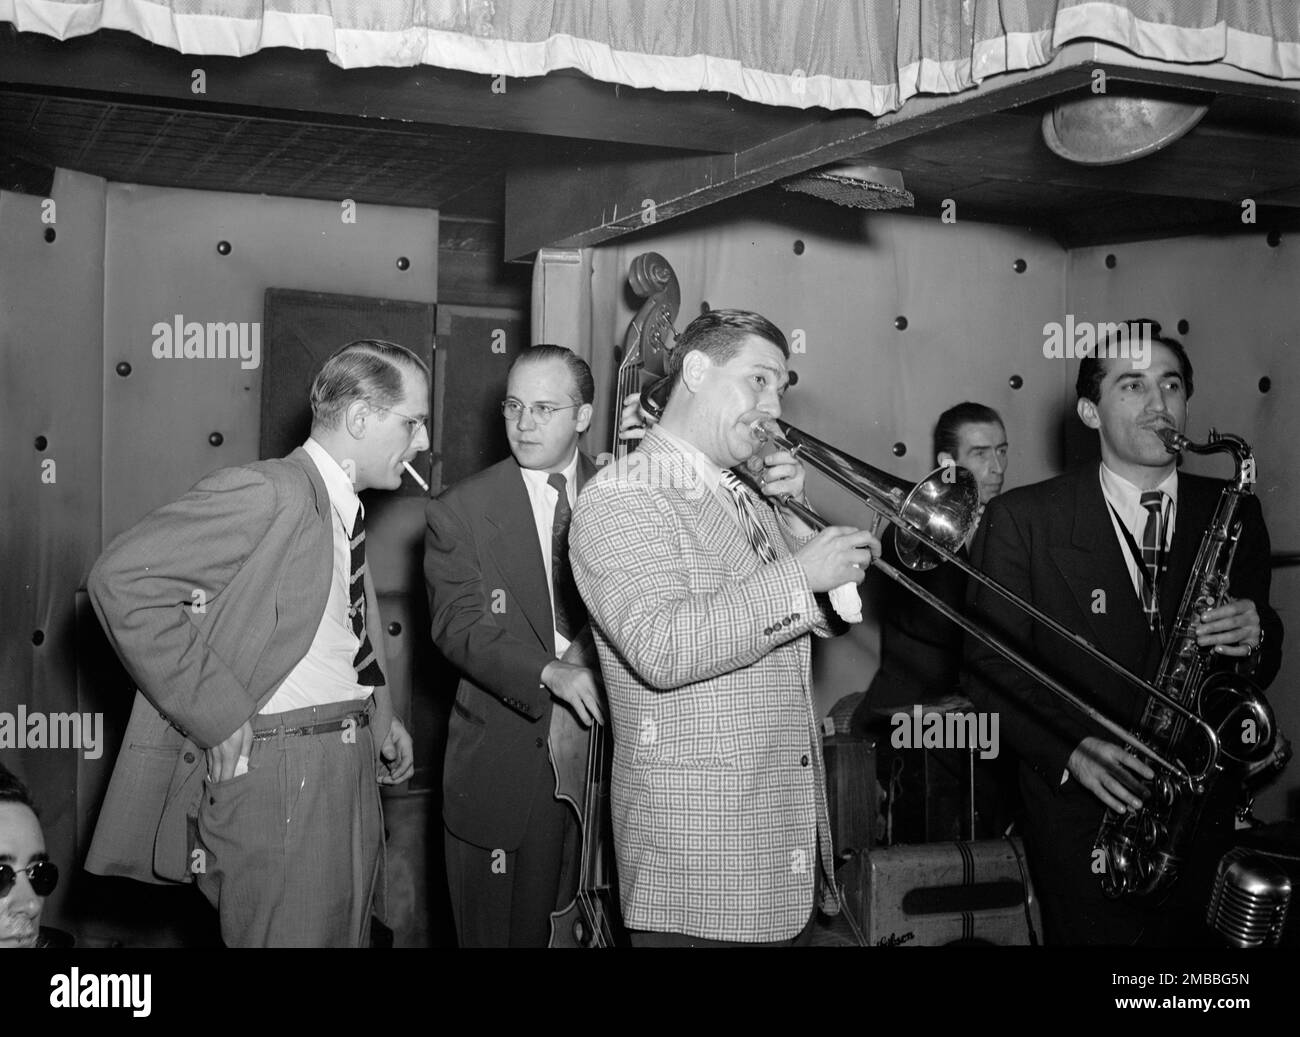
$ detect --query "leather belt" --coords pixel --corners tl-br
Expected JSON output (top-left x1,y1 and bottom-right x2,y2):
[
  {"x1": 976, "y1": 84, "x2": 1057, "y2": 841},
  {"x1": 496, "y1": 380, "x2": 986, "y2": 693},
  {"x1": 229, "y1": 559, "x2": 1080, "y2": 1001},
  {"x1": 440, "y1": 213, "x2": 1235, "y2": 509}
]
[{"x1": 252, "y1": 709, "x2": 371, "y2": 741}]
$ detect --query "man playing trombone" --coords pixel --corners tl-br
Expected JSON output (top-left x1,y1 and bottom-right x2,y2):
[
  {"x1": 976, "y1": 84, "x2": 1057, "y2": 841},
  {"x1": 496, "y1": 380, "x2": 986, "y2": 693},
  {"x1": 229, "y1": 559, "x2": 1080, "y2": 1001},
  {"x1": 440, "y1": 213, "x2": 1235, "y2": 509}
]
[
  {"x1": 965, "y1": 326, "x2": 1282, "y2": 945},
  {"x1": 570, "y1": 309, "x2": 878, "y2": 946}
]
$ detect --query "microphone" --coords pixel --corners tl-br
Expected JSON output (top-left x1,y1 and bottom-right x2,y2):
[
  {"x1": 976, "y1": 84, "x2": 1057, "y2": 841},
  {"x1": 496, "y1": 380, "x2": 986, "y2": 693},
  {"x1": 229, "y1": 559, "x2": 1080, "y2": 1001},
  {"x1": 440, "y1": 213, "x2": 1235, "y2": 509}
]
[{"x1": 1206, "y1": 848, "x2": 1292, "y2": 947}]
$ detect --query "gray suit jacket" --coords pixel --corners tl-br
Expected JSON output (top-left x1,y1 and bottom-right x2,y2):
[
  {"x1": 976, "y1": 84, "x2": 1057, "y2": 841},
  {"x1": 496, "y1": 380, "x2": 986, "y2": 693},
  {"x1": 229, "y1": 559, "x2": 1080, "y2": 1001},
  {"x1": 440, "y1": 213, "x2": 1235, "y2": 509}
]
[{"x1": 85, "y1": 448, "x2": 390, "y2": 883}]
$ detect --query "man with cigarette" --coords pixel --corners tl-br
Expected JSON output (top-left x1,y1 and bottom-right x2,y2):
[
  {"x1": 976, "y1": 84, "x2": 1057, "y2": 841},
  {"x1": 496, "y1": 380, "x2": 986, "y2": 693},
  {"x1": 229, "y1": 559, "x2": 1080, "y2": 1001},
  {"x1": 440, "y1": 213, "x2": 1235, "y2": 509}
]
[
  {"x1": 424, "y1": 345, "x2": 603, "y2": 947},
  {"x1": 86, "y1": 338, "x2": 423, "y2": 947}
]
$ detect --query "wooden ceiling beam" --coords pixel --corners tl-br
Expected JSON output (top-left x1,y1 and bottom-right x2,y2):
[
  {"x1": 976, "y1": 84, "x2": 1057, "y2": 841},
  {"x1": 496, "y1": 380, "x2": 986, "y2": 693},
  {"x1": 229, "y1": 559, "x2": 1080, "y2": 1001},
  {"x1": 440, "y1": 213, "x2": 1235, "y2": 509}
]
[
  {"x1": 503, "y1": 48, "x2": 1300, "y2": 258},
  {"x1": 504, "y1": 50, "x2": 1107, "y2": 259},
  {"x1": 0, "y1": 26, "x2": 813, "y2": 153}
]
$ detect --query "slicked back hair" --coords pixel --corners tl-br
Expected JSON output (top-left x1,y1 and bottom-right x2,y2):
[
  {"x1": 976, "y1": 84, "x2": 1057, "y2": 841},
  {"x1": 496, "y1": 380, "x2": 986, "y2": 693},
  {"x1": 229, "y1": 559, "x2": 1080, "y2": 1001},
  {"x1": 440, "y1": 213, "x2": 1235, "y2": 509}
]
[
  {"x1": 667, "y1": 309, "x2": 789, "y2": 386},
  {"x1": 309, "y1": 339, "x2": 430, "y2": 431},
  {"x1": 933, "y1": 402, "x2": 1005, "y2": 464},
  {"x1": 508, "y1": 344, "x2": 595, "y2": 406},
  {"x1": 1076, "y1": 319, "x2": 1195, "y2": 403}
]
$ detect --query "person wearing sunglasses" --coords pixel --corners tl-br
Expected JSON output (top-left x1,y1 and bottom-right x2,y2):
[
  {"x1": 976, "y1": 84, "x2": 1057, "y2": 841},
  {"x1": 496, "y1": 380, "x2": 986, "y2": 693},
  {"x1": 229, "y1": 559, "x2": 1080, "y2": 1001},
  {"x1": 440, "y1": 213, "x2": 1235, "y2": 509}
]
[{"x1": 1, "y1": 762, "x2": 59, "y2": 949}]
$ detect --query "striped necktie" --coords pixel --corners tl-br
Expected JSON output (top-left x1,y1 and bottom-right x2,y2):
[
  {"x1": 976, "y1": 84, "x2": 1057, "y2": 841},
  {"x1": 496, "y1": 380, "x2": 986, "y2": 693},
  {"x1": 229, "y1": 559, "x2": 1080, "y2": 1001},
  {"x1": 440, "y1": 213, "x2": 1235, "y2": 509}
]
[
  {"x1": 719, "y1": 469, "x2": 779, "y2": 564},
  {"x1": 1139, "y1": 490, "x2": 1165, "y2": 630},
  {"x1": 349, "y1": 510, "x2": 385, "y2": 686},
  {"x1": 546, "y1": 472, "x2": 586, "y2": 640}
]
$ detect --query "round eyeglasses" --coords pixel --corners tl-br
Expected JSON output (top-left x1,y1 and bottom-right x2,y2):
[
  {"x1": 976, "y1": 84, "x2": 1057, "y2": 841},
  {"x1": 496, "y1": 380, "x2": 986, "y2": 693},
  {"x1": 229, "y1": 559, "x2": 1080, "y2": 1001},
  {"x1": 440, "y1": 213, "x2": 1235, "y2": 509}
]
[{"x1": 501, "y1": 400, "x2": 582, "y2": 426}]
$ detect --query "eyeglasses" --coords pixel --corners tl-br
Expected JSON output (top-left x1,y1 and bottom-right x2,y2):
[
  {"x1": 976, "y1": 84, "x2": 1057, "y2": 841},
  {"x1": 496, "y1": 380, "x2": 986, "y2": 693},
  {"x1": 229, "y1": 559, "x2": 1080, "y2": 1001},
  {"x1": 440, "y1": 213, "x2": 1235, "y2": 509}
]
[
  {"x1": 501, "y1": 399, "x2": 582, "y2": 426},
  {"x1": 0, "y1": 860, "x2": 59, "y2": 898},
  {"x1": 374, "y1": 405, "x2": 428, "y2": 440}
]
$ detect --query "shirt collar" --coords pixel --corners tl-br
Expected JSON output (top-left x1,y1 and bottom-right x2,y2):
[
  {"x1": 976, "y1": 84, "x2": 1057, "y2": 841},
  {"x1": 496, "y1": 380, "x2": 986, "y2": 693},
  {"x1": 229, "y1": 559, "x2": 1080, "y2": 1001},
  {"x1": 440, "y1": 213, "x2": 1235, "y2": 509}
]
[
  {"x1": 303, "y1": 437, "x2": 362, "y2": 531},
  {"x1": 653, "y1": 424, "x2": 726, "y2": 493},
  {"x1": 1099, "y1": 461, "x2": 1179, "y2": 511},
  {"x1": 518, "y1": 448, "x2": 580, "y2": 493}
]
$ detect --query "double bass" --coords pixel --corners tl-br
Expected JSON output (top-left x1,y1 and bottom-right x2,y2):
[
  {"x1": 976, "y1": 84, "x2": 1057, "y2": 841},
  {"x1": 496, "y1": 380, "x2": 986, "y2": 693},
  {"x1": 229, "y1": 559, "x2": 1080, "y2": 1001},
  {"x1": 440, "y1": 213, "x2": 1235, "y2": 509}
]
[{"x1": 547, "y1": 253, "x2": 681, "y2": 947}]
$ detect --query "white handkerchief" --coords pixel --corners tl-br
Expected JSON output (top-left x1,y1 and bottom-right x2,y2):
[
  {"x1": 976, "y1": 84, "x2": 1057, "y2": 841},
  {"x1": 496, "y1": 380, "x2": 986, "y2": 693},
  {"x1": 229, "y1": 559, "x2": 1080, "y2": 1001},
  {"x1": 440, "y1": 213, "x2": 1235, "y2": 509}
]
[{"x1": 830, "y1": 582, "x2": 862, "y2": 623}]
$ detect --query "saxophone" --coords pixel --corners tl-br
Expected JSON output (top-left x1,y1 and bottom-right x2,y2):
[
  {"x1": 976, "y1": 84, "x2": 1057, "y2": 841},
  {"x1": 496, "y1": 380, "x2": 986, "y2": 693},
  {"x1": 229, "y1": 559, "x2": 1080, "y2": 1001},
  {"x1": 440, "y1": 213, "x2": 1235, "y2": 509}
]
[{"x1": 1095, "y1": 428, "x2": 1277, "y2": 899}]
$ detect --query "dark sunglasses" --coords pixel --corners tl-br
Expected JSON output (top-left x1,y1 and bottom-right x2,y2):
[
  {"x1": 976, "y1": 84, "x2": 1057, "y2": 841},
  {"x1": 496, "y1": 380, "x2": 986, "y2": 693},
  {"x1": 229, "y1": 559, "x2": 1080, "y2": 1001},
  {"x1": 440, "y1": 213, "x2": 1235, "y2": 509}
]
[{"x1": 0, "y1": 860, "x2": 59, "y2": 898}]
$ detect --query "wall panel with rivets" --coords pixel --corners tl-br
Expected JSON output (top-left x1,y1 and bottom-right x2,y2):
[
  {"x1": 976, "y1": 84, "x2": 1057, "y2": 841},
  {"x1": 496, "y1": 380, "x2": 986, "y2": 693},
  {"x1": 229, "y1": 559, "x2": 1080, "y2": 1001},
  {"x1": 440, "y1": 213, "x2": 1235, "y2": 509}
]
[
  {"x1": 101, "y1": 183, "x2": 438, "y2": 545},
  {"x1": 0, "y1": 168, "x2": 107, "y2": 933}
]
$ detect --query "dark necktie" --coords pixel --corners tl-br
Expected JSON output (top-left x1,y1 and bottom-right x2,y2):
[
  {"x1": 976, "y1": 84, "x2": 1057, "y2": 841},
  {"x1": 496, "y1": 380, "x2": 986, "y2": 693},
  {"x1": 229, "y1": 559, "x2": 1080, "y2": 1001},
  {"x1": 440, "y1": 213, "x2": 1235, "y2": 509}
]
[
  {"x1": 547, "y1": 472, "x2": 586, "y2": 640},
  {"x1": 349, "y1": 510, "x2": 385, "y2": 686},
  {"x1": 719, "y1": 469, "x2": 779, "y2": 564},
  {"x1": 1139, "y1": 490, "x2": 1165, "y2": 630}
]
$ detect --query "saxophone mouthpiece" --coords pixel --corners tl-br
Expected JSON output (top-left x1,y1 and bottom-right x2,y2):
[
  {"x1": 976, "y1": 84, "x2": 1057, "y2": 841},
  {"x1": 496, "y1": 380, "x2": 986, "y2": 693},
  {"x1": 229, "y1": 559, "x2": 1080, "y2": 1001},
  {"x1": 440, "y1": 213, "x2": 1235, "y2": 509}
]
[{"x1": 1155, "y1": 427, "x2": 1186, "y2": 453}]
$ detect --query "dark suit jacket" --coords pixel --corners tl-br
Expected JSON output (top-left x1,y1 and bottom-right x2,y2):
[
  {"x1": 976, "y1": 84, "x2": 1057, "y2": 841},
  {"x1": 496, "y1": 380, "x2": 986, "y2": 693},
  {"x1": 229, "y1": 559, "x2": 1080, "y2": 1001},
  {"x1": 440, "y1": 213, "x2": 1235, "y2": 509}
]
[
  {"x1": 85, "y1": 448, "x2": 391, "y2": 882},
  {"x1": 424, "y1": 453, "x2": 597, "y2": 850},
  {"x1": 965, "y1": 465, "x2": 1281, "y2": 792},
  {"x1": 864, "y1": 538, "x2": 970, "y2": 712},
  {"x1": 964, "y1": 464, "x2": 1282, "y2": 940}
]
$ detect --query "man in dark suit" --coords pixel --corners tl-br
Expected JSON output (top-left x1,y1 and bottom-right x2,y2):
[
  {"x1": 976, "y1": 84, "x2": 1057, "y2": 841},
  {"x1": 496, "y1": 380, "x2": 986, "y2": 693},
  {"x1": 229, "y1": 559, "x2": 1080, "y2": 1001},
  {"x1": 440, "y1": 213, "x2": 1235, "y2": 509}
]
[
  {"x1": 854, "y1": 402, "x2": 1012, "y2": 840},
  {"x1": 86, "y1": 339, "x2": 421, "y2": 947},
  {"x1": 965, "y1": 329, "x2": 1282, "y2": 945},
  {"x1": 861, "y1": 402, "x2": 1008, "y2": 715},
  {"x1": 425, "y1": 344, "x2": 604, "y2": 947}
]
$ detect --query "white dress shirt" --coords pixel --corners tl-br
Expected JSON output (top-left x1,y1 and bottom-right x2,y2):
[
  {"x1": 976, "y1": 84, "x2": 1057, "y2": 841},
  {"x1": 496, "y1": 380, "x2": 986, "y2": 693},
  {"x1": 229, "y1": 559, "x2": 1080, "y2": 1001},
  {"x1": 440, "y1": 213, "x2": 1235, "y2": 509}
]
[
  {"x1": 518, "y1": 449, "x2": 581, "y2": 658},
  {"x1": 261, "y1": 438, "x2": 372, "y2": 713},
  {"x1": 1098, "y1": 462, "x2": 1178, "y2": 601},
  {"x1": 1062, "y1": 462, "x2": 1179, "y2": 785}
]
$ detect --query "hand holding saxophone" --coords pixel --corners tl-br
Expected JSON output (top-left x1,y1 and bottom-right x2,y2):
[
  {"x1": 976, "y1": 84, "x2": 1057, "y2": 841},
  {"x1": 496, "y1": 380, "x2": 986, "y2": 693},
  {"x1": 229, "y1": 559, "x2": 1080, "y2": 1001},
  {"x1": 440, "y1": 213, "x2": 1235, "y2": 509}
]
[
  {"x1": 1068, "y1": 736, "x2": 1155, "y2": 813},
  {"x1": 1193, "y1": 595, "x2": 1262, "y2": 657}
]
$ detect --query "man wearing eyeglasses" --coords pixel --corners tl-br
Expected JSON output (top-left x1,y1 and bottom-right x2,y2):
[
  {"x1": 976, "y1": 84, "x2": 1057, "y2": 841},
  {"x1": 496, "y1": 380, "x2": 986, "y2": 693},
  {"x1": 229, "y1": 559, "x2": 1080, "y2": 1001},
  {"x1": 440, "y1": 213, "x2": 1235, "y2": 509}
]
[
  {"x1": 1, "y1": 762, "x2": 60, "y2": 949},
  {"x1": 424, "y1": 344, "x2": 603, "y2": 946},
  {"x1": 85, "y1": 339, "x2": 424, "y2": 947}
]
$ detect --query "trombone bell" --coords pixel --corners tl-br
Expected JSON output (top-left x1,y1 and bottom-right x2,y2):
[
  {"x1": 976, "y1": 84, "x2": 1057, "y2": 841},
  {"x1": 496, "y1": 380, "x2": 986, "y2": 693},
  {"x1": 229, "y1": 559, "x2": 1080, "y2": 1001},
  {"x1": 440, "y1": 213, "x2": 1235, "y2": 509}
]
[{"x1": 749, "y1": 418, "x2": 980, "y2": 571}]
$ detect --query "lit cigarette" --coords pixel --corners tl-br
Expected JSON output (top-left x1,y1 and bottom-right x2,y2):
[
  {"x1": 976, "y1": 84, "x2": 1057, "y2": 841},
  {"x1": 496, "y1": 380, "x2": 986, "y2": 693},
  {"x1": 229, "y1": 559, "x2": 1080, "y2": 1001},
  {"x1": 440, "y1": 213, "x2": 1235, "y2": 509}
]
[{"x1": 402, "y1": 461, "x2": 429, "y2": 491}]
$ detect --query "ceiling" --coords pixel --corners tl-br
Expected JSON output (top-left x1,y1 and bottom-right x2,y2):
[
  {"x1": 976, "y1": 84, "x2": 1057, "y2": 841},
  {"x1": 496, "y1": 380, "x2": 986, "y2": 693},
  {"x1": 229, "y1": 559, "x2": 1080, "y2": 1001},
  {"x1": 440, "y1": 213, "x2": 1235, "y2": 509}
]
[
  {"x1": 3, "y1": 26, "x2": 1300, "y2": 255},
  {"x1": 0, "y1": 90, "x2": 534, "y2": 219}
]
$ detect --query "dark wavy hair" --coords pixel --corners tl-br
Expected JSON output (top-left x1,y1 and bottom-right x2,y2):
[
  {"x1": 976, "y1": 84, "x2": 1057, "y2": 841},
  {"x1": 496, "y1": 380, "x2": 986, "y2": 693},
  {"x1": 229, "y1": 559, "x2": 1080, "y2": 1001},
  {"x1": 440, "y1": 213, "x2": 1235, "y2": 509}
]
[
  {"x1": 667, "y1": 309, "x2": 789, "y2": 385},
  {"x1": 0, "y1": 761, "x2": 36, "y2": 812},
  {"x1": 1076, "y1": 319, "x2": 1195, "y2": 403},
  {"x1": 932, "y1": 402, "x2": 1004, "y2": 465}
]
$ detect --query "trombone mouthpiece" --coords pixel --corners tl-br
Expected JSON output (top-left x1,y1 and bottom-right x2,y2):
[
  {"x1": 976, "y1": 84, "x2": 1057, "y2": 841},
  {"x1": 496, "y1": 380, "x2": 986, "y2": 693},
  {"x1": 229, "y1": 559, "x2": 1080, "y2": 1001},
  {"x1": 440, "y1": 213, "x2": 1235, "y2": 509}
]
[{"x1": 750, "y1": 418, "x2": 779, "y2": 442}]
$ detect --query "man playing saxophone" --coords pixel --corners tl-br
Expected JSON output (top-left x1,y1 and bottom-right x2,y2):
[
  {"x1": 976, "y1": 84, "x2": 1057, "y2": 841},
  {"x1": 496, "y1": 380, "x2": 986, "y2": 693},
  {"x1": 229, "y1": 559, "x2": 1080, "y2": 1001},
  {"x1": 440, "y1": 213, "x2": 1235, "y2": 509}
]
[{"x1": 965, "y1": 325, "x2": 1283, "y2": 945}]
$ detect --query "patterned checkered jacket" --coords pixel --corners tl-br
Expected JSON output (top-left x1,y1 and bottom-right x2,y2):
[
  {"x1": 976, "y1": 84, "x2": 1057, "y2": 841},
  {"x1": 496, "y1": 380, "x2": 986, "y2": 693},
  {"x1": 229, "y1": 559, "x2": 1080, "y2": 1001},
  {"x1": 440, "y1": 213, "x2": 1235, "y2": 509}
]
[{"x1": 570, "y1": 427, "x2": 838, "y2": 942}]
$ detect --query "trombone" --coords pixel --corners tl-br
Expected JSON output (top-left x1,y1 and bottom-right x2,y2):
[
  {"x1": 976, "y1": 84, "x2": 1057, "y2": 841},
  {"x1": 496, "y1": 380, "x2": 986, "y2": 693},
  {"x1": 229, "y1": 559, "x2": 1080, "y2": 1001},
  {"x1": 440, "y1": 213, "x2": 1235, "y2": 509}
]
[{"x1": 744, "y1": 417, "x2": 1221, "y2": 789}]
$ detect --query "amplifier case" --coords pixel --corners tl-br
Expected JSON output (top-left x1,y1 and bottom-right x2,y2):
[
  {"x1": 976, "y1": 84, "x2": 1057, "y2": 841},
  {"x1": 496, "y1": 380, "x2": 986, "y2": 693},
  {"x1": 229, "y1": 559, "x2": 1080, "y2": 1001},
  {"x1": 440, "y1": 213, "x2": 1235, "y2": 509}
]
[{"x1": 838, "y1": 838, "x2": 1042, "y2": 946}]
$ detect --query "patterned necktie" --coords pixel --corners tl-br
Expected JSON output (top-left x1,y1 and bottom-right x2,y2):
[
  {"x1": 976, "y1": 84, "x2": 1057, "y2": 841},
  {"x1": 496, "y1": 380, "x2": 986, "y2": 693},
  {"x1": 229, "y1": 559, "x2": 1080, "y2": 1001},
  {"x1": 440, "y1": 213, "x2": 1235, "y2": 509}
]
[
  {"x1": 547, "y1": 472, "x2": 586, "y2": 640},
  {"x1": 1139, "y1": 490, "x2": 1165, "y2": 630},
  {"x1": 719, "y1": 469, "x2": 779, "y2": 564},
  {"x1": 349, "y1": 510, "x2": 385, "y2": 685}
]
